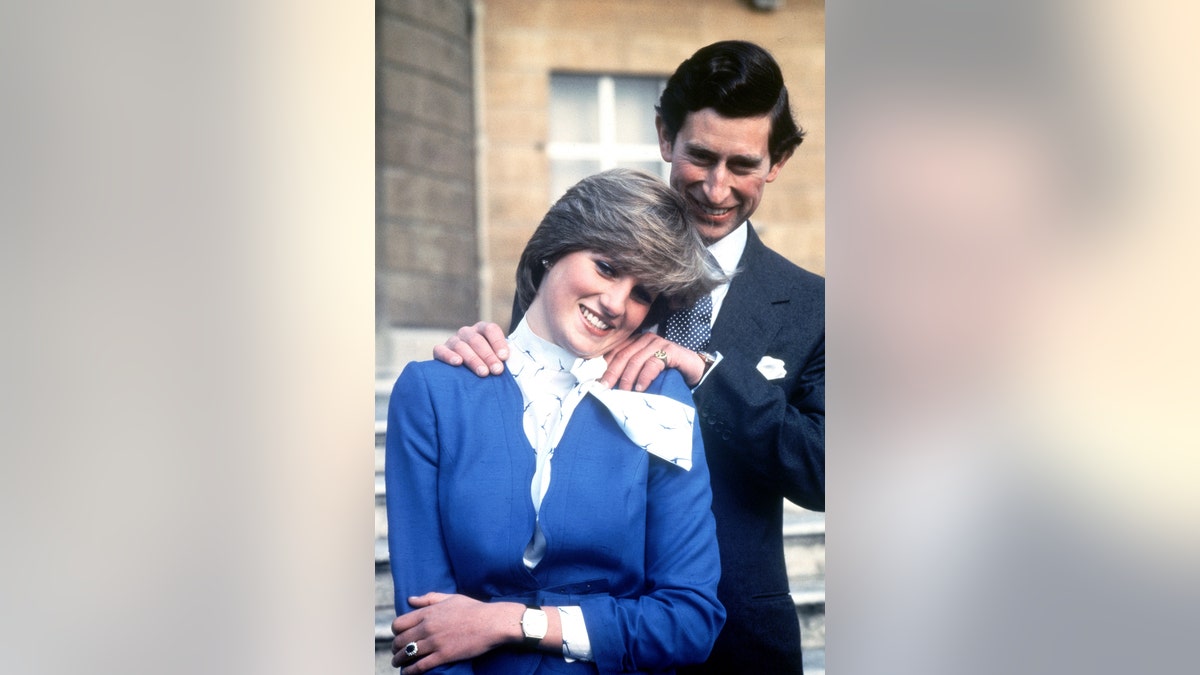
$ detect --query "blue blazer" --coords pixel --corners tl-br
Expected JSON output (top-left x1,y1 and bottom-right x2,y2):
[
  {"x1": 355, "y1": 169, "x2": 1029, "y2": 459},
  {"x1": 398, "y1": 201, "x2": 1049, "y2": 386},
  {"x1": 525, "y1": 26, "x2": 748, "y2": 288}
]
[{"x1": 386, "y1": 360, "x2": 725, "y2": 675}]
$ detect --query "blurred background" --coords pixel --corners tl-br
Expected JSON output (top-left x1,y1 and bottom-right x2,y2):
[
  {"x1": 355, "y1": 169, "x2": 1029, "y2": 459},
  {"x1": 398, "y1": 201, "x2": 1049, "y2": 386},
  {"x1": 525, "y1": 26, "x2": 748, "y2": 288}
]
[{"x1": 8, "y1": 2, "x2": 1199, "y2": 674}]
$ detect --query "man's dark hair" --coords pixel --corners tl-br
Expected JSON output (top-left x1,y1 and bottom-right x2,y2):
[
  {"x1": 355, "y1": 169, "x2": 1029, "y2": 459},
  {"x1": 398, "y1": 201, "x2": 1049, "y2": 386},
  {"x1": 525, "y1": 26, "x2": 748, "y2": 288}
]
[{"x1": 657, "y1": 40, "x2": 805, "y2": 166}]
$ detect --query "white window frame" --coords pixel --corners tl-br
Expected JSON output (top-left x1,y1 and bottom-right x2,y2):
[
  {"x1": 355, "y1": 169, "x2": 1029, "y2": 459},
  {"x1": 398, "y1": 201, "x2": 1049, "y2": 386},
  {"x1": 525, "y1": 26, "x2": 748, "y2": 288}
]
[{"x1": 547, "y1": 74, "x2": 669, "y2": 180}]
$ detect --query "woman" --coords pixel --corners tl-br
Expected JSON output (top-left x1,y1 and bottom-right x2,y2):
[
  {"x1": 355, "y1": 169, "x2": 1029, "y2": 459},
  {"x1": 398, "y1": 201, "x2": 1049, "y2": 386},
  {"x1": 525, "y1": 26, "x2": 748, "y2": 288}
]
[{"x1": 386, "y1": 169, "x2": 726, "y2": 674}]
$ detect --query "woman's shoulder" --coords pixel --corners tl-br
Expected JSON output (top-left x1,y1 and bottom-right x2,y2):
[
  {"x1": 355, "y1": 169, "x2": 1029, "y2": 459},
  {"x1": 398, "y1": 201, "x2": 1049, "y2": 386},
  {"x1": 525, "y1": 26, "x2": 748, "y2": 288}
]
[
  {"x1": 645, "y1": 367, "x2": 695, "y2": 405},
  {"x1": 392, "y1": 359, "x2": 511, "y2": 397}
]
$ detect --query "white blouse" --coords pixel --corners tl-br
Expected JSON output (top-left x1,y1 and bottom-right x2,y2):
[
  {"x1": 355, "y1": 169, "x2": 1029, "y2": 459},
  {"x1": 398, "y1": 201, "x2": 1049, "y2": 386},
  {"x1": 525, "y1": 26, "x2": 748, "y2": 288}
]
[
  {"x1": 507, "y1": 319, "x2": 602, "y2": 661},
  {"x1": 506, "y1": 319, "x2": 698, "y2": 662}
]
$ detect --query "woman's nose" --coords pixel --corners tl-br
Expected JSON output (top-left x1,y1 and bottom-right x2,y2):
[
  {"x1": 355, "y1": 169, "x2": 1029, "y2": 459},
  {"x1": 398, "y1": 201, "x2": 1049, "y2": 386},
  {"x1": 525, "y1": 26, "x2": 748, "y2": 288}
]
[{"x1": 598, "y1": 279, "x2": 636, "y2": 317}]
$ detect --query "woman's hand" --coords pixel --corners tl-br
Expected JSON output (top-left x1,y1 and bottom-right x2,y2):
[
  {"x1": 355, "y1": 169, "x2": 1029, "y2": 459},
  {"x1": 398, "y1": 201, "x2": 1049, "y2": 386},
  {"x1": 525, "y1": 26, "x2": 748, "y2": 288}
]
[
  {"x1": 391, "y1": 593, "x2": 524, "y2": 673},
  {"x1": 602, "y1": 333, "x2": 708, "y2": 391}
]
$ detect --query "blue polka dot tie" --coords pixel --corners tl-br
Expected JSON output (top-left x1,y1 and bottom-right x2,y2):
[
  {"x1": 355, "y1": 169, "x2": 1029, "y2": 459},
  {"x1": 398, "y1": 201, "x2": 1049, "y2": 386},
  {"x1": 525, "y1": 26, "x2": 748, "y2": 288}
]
[{"x1": 664, "y1": 293, "x2": 713, "y2": 352}]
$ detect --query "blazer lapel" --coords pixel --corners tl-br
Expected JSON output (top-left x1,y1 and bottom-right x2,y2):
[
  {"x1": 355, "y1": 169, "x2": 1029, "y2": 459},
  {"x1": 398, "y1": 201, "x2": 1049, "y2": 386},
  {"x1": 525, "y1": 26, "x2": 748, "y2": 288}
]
[
  {"x1": 708, "y1": 223, "x2": 789, "y2": 359},
  {"x1": 491, "y1": 372, "x2": 545, "y2": 586}
]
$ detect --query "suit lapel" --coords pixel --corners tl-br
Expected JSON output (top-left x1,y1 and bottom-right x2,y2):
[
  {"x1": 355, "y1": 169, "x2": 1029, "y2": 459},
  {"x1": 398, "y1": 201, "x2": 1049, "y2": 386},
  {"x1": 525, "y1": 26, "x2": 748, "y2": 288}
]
[{"x1": 708, "y1": 223, "x2": 789, "y2": 359}]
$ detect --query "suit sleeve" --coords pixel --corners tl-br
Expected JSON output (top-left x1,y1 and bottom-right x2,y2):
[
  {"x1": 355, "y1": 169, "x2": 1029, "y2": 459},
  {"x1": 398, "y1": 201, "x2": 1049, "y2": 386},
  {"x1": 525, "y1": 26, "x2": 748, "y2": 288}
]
[
  {"x1": 385, "y1": 364, "x2": 475, "y2": 674},
  {"x1": 700, "y1": 326, "x2": 825, "y2": 511},
  {"x1": 580, "y1": 372, "x2": 726, "y2": 672}
]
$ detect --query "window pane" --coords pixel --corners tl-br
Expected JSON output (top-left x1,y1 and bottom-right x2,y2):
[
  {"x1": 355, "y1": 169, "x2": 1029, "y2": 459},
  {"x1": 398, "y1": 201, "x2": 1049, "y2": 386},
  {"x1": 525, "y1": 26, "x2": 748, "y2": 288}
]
[
  {"x1": 616, "y1": 159, "x2": 667, "y2": 180},
  {"x1": 614, "y1": 77, "x2": 663, "y2": 145},
  {"x1": 549, "y1": 159, "x2": 602, "y2": 203},
  {"x1": 549, "y1": 74, "x2": 599, "y2": 144}
]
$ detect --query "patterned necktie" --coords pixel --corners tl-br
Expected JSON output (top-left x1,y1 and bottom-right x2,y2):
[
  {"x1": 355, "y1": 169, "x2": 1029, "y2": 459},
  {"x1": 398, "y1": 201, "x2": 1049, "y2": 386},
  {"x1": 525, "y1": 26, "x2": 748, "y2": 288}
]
[{"x1": 664, "y1": 293, "x2": 713, "y2": 352}]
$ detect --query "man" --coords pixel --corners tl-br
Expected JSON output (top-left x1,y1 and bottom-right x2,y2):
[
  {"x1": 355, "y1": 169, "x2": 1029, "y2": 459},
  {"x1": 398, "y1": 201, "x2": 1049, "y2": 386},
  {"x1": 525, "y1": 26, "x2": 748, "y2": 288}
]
[{"x1": 432, "y1": 41, "x2": 824, "y2": 673}]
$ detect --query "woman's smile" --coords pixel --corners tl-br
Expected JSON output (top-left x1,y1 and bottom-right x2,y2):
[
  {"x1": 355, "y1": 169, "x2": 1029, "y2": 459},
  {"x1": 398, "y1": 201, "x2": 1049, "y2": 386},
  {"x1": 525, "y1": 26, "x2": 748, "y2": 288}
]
[
  {"x1": 524, "y1": 250, "x2": 654, "y2": 358},
  {"x1": 579, "y1": 304, "x2": 613, "y2": 333}
]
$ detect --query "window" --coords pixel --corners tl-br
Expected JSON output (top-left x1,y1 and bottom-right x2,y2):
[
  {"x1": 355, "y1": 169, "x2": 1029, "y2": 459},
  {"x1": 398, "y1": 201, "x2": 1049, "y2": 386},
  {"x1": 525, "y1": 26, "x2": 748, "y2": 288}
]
[{"x1": 547, "y1": 74, "x2": 669, "y2": 202}]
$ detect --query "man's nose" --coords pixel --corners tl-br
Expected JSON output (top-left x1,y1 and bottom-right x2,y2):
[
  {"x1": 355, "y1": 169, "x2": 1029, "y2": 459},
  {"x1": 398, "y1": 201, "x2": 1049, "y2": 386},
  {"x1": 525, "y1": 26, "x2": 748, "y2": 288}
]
[{"x1": 703, "y1": 166, "x2": 732, "y2": 204}]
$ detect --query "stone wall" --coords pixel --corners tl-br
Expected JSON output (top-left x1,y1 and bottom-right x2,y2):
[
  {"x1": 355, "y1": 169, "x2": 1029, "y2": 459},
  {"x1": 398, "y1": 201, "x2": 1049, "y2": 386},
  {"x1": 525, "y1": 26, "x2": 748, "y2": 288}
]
[{"x1": 376, "y1": 0, "x2": 479, "y2": 331}]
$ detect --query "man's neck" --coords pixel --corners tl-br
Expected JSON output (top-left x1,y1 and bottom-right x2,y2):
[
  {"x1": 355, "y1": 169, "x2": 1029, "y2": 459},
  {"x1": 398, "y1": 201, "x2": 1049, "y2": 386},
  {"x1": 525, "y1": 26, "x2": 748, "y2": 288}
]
[{"x1": 706, "y1": 220, "x2": 749, "y2": 275}]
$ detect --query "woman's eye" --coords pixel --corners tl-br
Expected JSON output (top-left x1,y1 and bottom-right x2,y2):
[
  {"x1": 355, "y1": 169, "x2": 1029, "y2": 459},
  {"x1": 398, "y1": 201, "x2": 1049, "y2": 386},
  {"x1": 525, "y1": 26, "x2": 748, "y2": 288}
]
[
  {"x1": 632, "y1": 287, "x2": 654, "y2": 305},
  {"x1": 595, "y1": 260, "x2": 616, "y2": 277}
]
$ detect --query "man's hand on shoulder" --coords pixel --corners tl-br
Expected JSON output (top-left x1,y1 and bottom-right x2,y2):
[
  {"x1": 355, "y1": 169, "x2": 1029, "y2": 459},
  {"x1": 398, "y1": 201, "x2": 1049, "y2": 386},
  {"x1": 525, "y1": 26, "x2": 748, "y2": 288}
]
[
  {"x1": 602, "y1": 333, "x2": 707, "y2": 392},
  {"x1": 432, "y1": 322, "x2": 510, "y2": 377}
]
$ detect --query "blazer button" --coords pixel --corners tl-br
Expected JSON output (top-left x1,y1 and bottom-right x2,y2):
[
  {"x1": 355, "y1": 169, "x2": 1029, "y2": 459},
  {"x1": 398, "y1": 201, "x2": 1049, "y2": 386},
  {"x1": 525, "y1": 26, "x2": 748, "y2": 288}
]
[{"x1": 721, "y1": 431, "x2": 731, "y2": 441}]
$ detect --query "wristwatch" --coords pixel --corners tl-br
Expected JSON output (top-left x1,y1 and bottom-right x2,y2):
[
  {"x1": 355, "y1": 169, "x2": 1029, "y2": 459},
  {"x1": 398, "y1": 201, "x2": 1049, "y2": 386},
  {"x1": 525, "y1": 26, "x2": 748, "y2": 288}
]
[
  {"x1": 696, "y1": 351, "x2": 717, "y2": 378},
  {"x1": 521, "y1": 605, "x2": 548, "y2": 648}
]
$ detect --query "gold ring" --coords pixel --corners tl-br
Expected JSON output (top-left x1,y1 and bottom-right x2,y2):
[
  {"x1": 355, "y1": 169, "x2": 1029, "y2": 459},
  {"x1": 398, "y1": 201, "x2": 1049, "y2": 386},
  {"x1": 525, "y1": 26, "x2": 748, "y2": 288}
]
[{"x1": 653, "y1": 349, "x2": 669, "y2": 366}]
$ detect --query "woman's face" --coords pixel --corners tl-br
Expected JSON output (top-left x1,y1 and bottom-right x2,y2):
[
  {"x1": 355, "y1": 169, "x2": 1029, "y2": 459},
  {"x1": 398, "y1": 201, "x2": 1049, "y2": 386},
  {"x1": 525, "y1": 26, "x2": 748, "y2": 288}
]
[{"x1": 525, "y1": 250, "x2": 656, "y2": 359}]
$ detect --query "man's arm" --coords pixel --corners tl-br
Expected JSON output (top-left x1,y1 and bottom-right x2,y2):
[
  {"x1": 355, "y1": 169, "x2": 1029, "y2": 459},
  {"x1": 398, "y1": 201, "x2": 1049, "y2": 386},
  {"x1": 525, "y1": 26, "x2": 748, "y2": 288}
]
[
  {"x1": 431, "y1": 322, "x2": 510, "y2": 376},
  {"x1": 697, "y1": 334, "x2": 824, "y2": 511},
  {"x1": 431, "y1": 295, "x2": 524, "y2": 375}
]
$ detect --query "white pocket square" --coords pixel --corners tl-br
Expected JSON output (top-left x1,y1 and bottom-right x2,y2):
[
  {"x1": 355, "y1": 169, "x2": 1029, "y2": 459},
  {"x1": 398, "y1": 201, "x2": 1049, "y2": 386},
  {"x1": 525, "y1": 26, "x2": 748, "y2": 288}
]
[{"x1": 756, "y1": 356, "x2": 787, "y2": 380}]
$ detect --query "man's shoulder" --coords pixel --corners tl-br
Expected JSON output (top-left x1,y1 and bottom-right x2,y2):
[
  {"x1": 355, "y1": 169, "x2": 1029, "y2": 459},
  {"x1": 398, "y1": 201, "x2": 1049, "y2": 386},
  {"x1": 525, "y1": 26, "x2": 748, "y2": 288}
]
[{"x1": 745, "y1": 233, "x2": 824, "y2": 298}]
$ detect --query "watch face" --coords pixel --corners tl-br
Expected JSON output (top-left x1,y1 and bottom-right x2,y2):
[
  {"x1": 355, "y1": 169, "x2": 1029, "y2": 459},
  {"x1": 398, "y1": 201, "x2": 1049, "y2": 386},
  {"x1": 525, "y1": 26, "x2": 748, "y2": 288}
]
[{"x1": 522, "y1": 608, "x2": 548, "y2": 640}]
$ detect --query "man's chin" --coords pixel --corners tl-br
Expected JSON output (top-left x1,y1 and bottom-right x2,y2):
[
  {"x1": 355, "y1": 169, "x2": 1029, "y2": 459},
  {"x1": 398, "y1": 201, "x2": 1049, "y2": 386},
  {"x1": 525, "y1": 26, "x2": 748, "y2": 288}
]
[{"x1": 692, "y1": 219, "x2": 738, "y2": 244}]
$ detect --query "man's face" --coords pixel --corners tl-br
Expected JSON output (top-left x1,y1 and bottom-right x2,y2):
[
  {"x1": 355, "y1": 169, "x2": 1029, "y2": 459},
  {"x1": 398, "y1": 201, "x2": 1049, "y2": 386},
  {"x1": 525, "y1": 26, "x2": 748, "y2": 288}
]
[{"x1": 657, "y1": 108, "x2": 789, "y2": 244}]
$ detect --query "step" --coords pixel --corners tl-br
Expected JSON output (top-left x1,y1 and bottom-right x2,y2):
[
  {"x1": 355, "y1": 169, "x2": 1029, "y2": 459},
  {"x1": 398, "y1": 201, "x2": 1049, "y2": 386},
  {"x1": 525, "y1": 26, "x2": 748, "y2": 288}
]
[
  {"x1": 785, "y1": 521, "x2": 825, "y2": 589},
  {"x1": 804, "y1": 646, "x2": 826, "y2": 675},
  {"x1": 792, "y1": 578, "x2": 826, "y2": 651},
  {"x1": 784, "y1": 506, "x2": 826, "y2": 652}
]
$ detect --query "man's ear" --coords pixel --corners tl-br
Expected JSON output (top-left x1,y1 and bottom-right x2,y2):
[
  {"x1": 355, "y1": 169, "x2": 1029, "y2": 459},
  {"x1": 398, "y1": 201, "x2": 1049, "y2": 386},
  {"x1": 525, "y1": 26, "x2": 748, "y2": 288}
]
[
  {"x1": 655, "y1": 115, "x2": 674, "y2": 162},
  {"x1": 765, "y1": 148, "x2": 794, "y2": 183}
]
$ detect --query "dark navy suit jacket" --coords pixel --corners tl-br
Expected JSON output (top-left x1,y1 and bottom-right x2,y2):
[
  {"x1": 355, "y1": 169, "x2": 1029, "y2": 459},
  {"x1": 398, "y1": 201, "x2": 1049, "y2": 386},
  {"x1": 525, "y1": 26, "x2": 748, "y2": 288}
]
[
  {"x1": 681, "y1": 224, "x2": 824, "y2": 674},
  {"x1": 386, "y1": 361, "x2": 725, "y2": 674}
]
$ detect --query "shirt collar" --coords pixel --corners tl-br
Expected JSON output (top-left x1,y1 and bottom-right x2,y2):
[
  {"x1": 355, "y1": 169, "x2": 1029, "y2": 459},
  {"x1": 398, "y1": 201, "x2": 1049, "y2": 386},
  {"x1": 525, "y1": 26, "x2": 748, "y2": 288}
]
[{"x1": 707, "y1": 220, "x2": 749, "y2": 275}]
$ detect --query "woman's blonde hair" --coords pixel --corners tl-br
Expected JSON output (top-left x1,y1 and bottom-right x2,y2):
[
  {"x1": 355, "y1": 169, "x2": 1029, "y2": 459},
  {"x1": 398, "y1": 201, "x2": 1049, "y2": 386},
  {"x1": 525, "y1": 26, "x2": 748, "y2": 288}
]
[{"x1": 516, "y1": 168, "x2": 725, "y2": 328}]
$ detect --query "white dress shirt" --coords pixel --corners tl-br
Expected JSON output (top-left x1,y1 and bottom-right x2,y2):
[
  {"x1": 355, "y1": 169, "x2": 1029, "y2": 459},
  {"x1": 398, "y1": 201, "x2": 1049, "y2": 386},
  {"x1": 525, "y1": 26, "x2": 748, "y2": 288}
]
[{"x1": 706, "y1": 220, "x2": 749, "y2": 326}]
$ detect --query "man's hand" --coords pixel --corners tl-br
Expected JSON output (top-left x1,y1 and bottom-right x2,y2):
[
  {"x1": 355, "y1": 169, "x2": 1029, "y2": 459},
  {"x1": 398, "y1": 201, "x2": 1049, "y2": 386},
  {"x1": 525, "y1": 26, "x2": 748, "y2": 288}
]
[
  {"x1": 602, "y1": 333, "x2": 707, "y2": 391},
  {"x1": 432, "y1": 322, "x2": 510, "y2": 377},
  {"x1": 391, "y1": 593, "x2": 523, "y2": 673}
]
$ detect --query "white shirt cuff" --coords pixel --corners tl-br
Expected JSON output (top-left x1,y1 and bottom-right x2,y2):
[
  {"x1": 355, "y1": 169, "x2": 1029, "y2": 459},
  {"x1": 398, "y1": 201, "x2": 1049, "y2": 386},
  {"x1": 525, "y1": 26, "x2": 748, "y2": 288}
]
[
  {"x1": 558, "y1": 606, "x2": 593, "y2": 662},
  {"x1": 691, "y1": 350, "x2": 723, "y2": 391}
]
